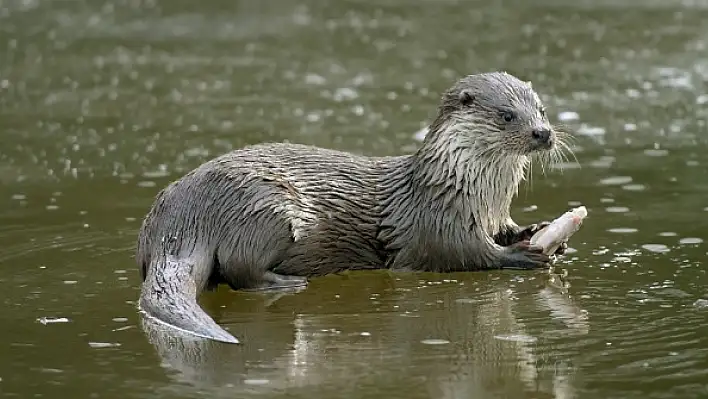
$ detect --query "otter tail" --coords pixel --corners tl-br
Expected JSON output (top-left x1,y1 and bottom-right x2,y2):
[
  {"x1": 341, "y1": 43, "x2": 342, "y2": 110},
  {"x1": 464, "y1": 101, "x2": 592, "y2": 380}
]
[{"x1": 139, "y1": 256, "x2": 240, "y2": 344}]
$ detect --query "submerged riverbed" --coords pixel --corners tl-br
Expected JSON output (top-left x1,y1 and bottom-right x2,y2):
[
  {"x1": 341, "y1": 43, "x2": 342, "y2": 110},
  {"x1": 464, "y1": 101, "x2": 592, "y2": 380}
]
[{"x1": 2, "y1": 0, "x2": 708, "y2": 398}]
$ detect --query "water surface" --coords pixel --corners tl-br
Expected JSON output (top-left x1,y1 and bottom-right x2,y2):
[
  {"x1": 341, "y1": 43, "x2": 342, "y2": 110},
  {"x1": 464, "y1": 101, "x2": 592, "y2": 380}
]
[{"x1": 2, "y1": 0, "x2": 708, "y2": 398}]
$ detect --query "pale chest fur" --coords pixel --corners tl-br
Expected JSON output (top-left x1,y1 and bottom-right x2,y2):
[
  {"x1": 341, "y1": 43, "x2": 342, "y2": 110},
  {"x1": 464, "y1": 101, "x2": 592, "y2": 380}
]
[{"x1": 467, "y1": 155, "x2": 528, "y2": 236}]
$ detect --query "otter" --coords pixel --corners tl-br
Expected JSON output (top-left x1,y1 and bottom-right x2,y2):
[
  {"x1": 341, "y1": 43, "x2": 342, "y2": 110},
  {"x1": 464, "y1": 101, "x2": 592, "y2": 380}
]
[{"x1": 136, "y1": 71, "x2": 571, "y2": 344}]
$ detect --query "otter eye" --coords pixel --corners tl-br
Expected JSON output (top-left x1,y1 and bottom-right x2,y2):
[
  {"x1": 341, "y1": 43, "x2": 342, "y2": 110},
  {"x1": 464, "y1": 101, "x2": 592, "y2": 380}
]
[{"x1": 501, "y1": 111, "x2": 515, "y2": 123}]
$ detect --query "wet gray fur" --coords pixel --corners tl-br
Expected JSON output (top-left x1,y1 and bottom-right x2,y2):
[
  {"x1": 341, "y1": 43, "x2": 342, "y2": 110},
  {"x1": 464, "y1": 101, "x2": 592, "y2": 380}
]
[{"x1": 136, "y1": 71, "x2": 562, "y2": 344}]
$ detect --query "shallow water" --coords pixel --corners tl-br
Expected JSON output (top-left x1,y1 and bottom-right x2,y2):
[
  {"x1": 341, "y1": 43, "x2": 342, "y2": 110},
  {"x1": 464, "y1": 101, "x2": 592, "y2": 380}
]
[{"x1": 2, "y1": 0, "x2": 708, "y2": 398}]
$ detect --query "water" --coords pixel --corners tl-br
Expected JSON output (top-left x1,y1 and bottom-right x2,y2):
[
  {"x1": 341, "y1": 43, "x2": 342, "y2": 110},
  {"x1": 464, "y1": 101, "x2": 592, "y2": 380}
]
[{"x1": 1, "y1": 0, "x2": 708, "y2": 398}]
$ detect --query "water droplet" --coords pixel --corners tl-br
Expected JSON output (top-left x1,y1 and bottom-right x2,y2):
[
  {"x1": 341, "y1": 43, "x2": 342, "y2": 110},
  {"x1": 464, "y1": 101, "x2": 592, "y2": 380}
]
[{"x1": 360, "y1": 332, "x2": 371, "y2": 337}]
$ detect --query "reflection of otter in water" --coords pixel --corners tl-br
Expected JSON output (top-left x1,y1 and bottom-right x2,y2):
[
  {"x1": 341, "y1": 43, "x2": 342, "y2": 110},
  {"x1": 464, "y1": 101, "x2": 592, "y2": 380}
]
[
  {"x1": 141, "y1": 272, "x2": 588, "y2": 398},
  {"x1": 136, "y1": 71, "x2": 572, "y2": 343}
]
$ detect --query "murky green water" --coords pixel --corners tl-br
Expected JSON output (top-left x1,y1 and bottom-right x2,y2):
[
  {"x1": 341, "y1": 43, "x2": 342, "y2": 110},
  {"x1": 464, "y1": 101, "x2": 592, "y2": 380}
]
[{"x1": 2, "y1": 0, "x2": 708, "y2": 398}]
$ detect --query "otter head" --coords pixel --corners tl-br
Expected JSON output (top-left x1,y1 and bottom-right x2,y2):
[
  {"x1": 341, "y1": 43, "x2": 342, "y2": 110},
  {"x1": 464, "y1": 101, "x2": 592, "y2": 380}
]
[{"x1": 428, "y1": 71, "x2": 556, "y2": 156}]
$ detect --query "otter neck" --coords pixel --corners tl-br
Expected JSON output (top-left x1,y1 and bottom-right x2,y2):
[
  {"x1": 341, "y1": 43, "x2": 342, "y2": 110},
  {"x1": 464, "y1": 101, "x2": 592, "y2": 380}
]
[{"x1": 406, "y1": 119, "x2": 529, "y2": 236}]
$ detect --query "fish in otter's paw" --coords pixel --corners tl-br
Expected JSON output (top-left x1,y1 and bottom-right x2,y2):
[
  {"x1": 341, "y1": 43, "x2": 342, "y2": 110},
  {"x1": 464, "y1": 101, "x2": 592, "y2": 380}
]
[{"x1": 135, "y1": 71, "x2": 574, "y2": 344}]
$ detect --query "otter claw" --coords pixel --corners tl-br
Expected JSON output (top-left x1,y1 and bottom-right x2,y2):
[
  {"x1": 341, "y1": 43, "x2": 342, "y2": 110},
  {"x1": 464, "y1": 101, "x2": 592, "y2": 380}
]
[{"x1": 501, "y1": 241, "x2": 552, "y2": 270}]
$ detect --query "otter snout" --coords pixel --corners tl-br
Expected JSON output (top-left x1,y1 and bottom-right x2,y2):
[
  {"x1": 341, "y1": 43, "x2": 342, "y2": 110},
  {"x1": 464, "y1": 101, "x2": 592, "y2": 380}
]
[{"x1": 531, "y1": 127, "x2": 555, "y2": 150}]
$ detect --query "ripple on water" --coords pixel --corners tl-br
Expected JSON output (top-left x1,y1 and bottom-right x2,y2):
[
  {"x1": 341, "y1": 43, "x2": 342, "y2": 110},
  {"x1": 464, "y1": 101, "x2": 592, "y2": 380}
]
[
  {"x1": 577, "y1": 124, "x2": 606, "y2": 137},
  {"x1": 644, "y1": 148, "x2": 669, "y2": 157},
  {"x1": 679, "y1": 237, "x2": 703, "y2": 245},
  {"x1": 606, "y1": 206, "x2": 630, "y2": 213},
  {"x1": 622, "y1": 184, "x2": 646, "y2": 191},
  {"x1": 590, "y1": 156, "x2": 615, "y2": 168},
  {"x1": 608, "y1": 227, "x2": 638, "y2": 234},
  {"x1": 420, "y1": 339, "x2": 450, "y2": 345},
  {"x1": 642, "y1": 244, "x2": 671, "y2": 253},
  {"x1": 599, "y1": 176, "x2": 633, "y2": 186},
  {"x1": 557, "y1": 111, "x2": 579, "y2": 121}
]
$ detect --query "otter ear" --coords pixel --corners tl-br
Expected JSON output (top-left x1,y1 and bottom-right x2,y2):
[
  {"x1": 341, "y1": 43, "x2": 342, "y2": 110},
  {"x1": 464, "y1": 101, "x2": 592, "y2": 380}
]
[{"x1": 458, "y1": 89, "x2": 475, "y2": 107}]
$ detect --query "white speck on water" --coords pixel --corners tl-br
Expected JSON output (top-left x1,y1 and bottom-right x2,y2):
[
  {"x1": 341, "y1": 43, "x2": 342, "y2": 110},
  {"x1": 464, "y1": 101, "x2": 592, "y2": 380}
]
[
  {"x1": 304, "y1": 73, "x2": 326, "y2": 85},
  {"x1": 600, "y1": 176, "x2": 633, "y2": 186},
  {"x1": 63, "y1": 280, "x2": 78, "y2": 285},
  {"x1": 37, "y1": 317, "x2": 69, "y2": 325},
  {"x1": 83, "y1": 224, "x2": 89, "y2": 228},
  {"x1": 11, "y1": 194, "x2": 26, "y2": 200},
  {"x1": 558, "y1": 111, "x2": 579, "y2": 121},
  {"x1": 351, "y1": 105, "x2": 364, "y2": 115},
  {"x1": 523, "y1": 205, "x2": 538, "y2": 212},
  {"x1": 88, "y1": 342, "x2": 121, "y2": 349},
  {"x1": 333, "y1": 87, "x2": 358, "y2": 102},
  {"x1": 659, "y1": 232, "x2": 678, "y2": 237},
  {"x1": 244, "y1": 379, "x2": 270, "y2": 386},
  {"x1": 46, "y1": 205, "x2": 59, "y2": 211},
  {"x1": 679, "y1": 237, "x2": 703, "y2": 245},
  {"x1": 421, "y1": 338, "x2": 450, "y2": 345},
  {"x1": 697, "y1": 94, "x2": 708, "y2": 105},
  {"x1": 306, "y1": 112, "x2": 321, "y2": 123},
  {"x1": 608, "y1": 228, "x2": 638, "y2": 234},
  {"x1": 590, "y1": 156, "x2": 615, "y2": 168},
  {"x1": 137, "y1": 181, "x2": 156, "y2": 188},
  {"x1": 493, "y1": 334, "x2": 537, "y2": 343},
  {"x1": 624, "y1": 123, "x2": 637, "y2": 131},
  {"x1": 693, "y1": 298, "x2": 708, "y2": 308},
  {"x1": 622, "y1": 184, "x2": 646, "y2": 191},
  {"x1": 642, "y1": 244, "x2": 670, "y2": 253},
  {"x1": 644, "y1": 149, "x2": 668, "y2": 157},
  {"x1": 114, "y1": 270, "x2": 127, "y2": 274},
  {"x1": 606, "y1": 206, "x2": 629, "y2": 213},
  {"x1": 125, "y1": 217, "x2": 136, "y2": 222},
  {"x1": 112, "y1": 317, "x2": 128, "y2": 322},
  {"x1": 600, "y1": 197, "x2": 615, "y2": 203},
  {"x1": 577, "y1": 124, "x2": 606, "y2": 136},
  {"x1": 360, "y1": 332, "x2": 371, "y2": 337}
]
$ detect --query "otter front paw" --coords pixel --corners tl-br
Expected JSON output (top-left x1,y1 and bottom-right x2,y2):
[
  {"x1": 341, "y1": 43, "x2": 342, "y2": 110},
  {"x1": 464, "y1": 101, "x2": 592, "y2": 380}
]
[
  {"x1": 500, "y1": 241, "x2": 552, "y2": 270},
  {"x1": 519, "y1": 221, "x2": 568, "y2": 256},
  {"x1": 517, "y1": 221, "x2": 551, "y2": 241}
]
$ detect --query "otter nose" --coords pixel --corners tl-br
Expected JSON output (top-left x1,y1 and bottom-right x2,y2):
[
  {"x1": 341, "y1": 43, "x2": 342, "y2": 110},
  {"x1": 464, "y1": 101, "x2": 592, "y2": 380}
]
[{"x1": 531, "y1": 128, "x2": 552, "y2": 144}]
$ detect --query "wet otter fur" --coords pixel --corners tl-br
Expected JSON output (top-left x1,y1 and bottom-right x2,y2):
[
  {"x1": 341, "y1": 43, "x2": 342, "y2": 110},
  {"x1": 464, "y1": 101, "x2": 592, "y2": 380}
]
[{"x1": 136, "y1": 71, "x2": 572, "y2": 344}]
